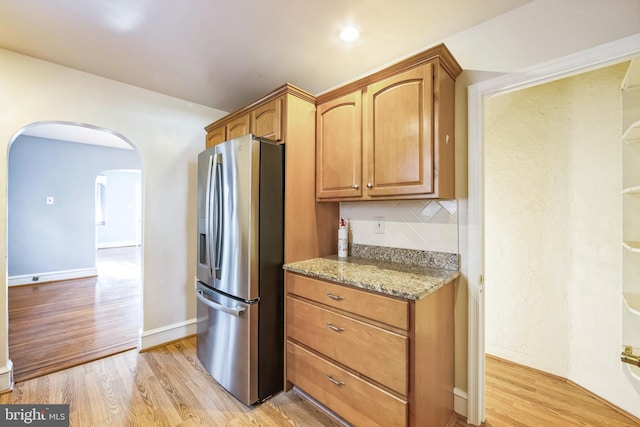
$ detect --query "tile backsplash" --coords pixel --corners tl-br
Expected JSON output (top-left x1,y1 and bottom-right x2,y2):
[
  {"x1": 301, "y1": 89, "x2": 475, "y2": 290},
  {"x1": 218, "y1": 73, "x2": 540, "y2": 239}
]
[{"x1": 340, "y1": 200, "x2": 459, "y2": 254}]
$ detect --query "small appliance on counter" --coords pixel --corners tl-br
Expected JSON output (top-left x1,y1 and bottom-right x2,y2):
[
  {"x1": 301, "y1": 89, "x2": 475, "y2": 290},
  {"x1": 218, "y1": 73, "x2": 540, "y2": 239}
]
[{"x1": 195, "y1": 133, "x2": 284, "y2": 406}]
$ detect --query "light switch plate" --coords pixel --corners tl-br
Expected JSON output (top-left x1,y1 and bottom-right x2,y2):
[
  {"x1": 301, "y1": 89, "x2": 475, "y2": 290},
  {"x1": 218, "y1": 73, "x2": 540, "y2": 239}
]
[{"x1": 46, "y1": 196, "x2": 54, "y2": 205}]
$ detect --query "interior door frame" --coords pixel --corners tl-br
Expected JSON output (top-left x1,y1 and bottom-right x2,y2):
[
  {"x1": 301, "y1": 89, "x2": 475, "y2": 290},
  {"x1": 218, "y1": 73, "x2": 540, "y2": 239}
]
[{"x1": 466, "y1": 33, "x2": 640, "y2": 425}]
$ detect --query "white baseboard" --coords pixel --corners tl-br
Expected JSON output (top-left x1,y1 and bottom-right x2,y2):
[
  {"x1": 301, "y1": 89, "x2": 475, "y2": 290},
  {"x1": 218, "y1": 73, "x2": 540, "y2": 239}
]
[
  {"x1": 8, "y1": 268, "x2": 98, "y2": 287},
  {"x1": 454, "y1": 387, "x2": 468, "y2": 419},
  {"x1": 0, "y1": 359, "x2": 14, "y2": 393},
  {"x1": 97, "y1": 241, "x2": 139, "y2": 249},
  {"x1": 138, "y1": 318, "x2": 197, "y2": 351}
]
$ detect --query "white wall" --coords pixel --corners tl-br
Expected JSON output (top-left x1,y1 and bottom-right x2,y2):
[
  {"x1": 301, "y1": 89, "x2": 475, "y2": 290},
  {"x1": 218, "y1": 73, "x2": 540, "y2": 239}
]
[
  {"x1": 97, "y1": 170, "x2": 142, "y2": 248},
  {"x1": 0, "y1": 48, "x2": 226, "y2": 388},
  {"x1": 484, "y1": 62, "x2": 640, "y2": 415},
  {"x1": 340, "y1": 200, "x2": 458, "y2": 253}
]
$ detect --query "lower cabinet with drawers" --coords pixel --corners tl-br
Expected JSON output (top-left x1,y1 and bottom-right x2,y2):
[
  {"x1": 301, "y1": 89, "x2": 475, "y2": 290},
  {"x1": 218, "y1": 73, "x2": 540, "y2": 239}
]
[{"x1": 284, "y1": 271, "x2": 455, "y2": 427}]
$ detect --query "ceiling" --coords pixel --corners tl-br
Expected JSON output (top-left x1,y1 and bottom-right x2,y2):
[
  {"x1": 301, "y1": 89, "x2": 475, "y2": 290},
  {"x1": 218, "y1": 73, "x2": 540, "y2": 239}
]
[
  {"x1": 0, "y1": 0, "x2": 531, "y2": 114},
  {"x1": 20, "y1": 122, "x2": 134, "y2": 150}
]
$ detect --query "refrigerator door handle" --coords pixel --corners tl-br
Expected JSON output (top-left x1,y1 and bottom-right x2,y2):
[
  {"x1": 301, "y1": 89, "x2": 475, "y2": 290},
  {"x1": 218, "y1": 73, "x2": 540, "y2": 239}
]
[
  {"x1": 196, "y1": 289, "x2": 246, "y2": 317},
  {"x1": 205, "y1": 154, "x2": 214, "y2": 279},
  {"x1": 209, "y1": 153, "x2": 224, "y2": 280},
  {"x1": 214, "y1": 153, "x2": 224, "y2": 277}
]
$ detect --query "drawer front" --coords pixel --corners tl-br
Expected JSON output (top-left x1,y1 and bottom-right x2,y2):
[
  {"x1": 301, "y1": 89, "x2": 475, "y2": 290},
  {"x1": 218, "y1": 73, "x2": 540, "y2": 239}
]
[
  {"x1": 287, "y1": 296, "x2": 407, "y2": 395},
  {"x1": 287, "y1": 341, "x2": 407, "y2": 427},
  {"x1": 286, "y1": 272, "x2": 408, "y2": 330}
]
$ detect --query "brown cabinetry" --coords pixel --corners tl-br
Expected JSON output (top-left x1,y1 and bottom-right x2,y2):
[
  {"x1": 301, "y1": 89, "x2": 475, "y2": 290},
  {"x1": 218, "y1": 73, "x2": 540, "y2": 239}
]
[
  {"x1": 316, "y1": 91, "x2": 363, "y2": 199},
  {"x1": 285, "y1": 271, "x2": 455, "y2": 427},
  {"x1": 205, "y1": 96, "x2": 282, "y2": 148},
  {"x1": 204, "y1": 85, "x2": 339, "y2": 263},
  {"x1": 205, "y1": 116, "x2": 249, "y2": 148},
  {"x1": 225, "y1": 113, "x2": 250, "y2": 140},
  {"x1": 316, "y1": 44, "x2": 461, "y2": 201},
  {"x1": 251, "y1": 98, "x2": 282, "y2": 140},
  {"x1": 205, "y1": 126, "x2": 226, "y2": 147}
]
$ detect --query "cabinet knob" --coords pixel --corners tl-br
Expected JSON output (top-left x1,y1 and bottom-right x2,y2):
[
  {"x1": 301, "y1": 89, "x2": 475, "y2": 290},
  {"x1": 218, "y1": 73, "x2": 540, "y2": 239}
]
[
  {"x1": 367, "y1": 183, "x2": 373, "y2": 189},
  {"x1": 353, "y1": 184, "x2": 359, "y2": 190}
]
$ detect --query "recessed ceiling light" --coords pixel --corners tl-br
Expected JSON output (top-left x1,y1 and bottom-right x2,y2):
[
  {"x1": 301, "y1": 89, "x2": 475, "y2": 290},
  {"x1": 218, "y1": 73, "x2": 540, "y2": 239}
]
[{"x1": 339, "y1": 26, "x2": 360, "y2": 42}]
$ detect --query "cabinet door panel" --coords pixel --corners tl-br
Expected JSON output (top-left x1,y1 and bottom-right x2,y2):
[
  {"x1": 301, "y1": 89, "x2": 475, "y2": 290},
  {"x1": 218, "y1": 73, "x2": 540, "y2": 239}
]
[
  {"x1": 366, "y1": 64, "x2": 433, "y2": 197},
  {"x1": 251, "y1": 98, "x2": 282, "y2": 140},
  {"x1": 226, "y1": 114, "x2": 250, "y2": 140},
  {"x1": 316, "y1": 91, "x2": 362, "y2": 199},
  {"x1": 206, "y1": 126, "x2": 226, "y2": 148}
]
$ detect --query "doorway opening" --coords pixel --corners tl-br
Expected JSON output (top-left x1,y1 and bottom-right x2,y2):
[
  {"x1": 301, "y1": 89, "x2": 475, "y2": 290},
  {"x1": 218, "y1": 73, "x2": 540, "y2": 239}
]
[
  {"x1": 467, "y1": 36, "x2": 640, "y2": 425},
  {"x1": 7, "y1": 121, "x2": 143, "y2": 382}
]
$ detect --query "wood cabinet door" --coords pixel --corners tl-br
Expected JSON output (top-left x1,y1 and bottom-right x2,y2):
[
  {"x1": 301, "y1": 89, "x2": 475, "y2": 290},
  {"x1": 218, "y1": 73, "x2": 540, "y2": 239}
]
[
  {"x1": 251, "y1": 97, "x2": 282, "y2": 140},
  {"x1": 365, "y1": 63, "x2": 434, "y2": 197},
  {"x1": 206, "y1": 126, "x2": 226, "y2": 148},
  {"x1": 316, "y1": 91, "x2": 362, "y2": 199},
  {"x1": 226, "y1": 114, "x2": 250, "y2": 140}
]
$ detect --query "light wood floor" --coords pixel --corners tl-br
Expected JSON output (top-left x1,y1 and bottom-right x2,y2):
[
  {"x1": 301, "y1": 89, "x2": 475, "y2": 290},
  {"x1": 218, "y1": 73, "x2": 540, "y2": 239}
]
[
  {"x1": 8, "y1": 246, "x2": 142, "y2": 382},
  {"x1": 454, "y1": 355, "x2": 640, "y2": 427},
  {"x1": 0, "y1": 337, "x2": 344, "y2": 427},
  {"x1": 1, "y1": 337, "x2": 638, "y2": 426}
]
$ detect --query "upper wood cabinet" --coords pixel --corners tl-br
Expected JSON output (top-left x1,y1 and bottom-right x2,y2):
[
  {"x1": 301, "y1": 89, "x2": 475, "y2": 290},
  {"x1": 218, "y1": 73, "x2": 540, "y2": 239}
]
[
  {"x1": 316, "y1": 91, "x2": 362, "y2": 199},
  {"x1": 204, "y1": 84, "x2": 339, "y2": 263},
  {"x1": 205, "y1": 126, "x2": 226, "y2": 147},
  {"x1": 366, "y1": 64, "x2": 433, "y2": 197},
  {"x1": 316, "y1": 44, "x2": 461, "y2": 201},
  {"x1": 251, "y1": 98, "x2": 282, "y2": 141},
  {"x1": 205, "y1": 97, "x2": 282, "y2": 149},
  {"x1": 226, "y1": 113, "x2": 250, "y2": 140}
]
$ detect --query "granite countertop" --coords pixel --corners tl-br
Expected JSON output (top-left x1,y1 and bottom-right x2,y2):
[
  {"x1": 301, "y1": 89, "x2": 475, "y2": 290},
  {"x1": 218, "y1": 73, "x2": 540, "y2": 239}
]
[{"x1": 283, "y1": 253, "x2": 460, "y2": 301}]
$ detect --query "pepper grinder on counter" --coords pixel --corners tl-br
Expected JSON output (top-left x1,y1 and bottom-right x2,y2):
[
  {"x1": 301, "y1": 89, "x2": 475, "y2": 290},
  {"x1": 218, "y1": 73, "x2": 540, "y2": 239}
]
[{"x1": 338, "y1": 218, "x2": 348, "y2": 258}]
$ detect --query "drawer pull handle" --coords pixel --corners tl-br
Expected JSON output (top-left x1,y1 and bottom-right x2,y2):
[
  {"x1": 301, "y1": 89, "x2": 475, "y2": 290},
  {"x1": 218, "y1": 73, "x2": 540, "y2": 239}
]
[
  {"x1": 326, "y1": 322, "x2": 344, "y2": 332},
  {"x1": 327, "y1": 374, "x2": 345, "y2": 386},
  {"x1": 326, "y1": 293, "x2": 344, "y2": 301}
]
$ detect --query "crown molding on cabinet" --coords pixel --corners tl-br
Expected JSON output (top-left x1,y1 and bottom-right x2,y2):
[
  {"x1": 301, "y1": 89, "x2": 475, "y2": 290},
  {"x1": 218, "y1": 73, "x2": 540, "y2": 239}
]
[
  {"x1": 205, "y1": 83, "x2": 314, "y2": 132},
  {"x1": 316, "y1": 43, "x2": 461, "y2": 105}
]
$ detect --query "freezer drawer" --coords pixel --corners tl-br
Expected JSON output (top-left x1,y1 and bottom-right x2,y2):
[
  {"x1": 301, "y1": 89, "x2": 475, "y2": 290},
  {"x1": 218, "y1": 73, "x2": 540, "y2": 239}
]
[{"x1": 196, "y1": 282, "x2": 258, "y2": 405}]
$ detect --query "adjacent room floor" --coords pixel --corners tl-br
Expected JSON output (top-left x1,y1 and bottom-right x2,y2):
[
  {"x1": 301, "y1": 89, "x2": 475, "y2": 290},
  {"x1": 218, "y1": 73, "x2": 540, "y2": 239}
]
[{"x1": 8, "y1": 246, "x2": 141, "y2": 382}]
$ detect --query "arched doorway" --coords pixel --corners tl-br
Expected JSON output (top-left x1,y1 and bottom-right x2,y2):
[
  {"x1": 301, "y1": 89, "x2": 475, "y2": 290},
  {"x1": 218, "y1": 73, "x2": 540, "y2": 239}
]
[{"x1": 7, "y1": 121, "x2": 143, "y2": 382}]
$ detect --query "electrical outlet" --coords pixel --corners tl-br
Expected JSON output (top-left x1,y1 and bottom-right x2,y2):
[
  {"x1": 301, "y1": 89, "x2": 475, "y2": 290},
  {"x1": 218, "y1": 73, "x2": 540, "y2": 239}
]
[{"x1": 374, "y1": 216, "x2": 385, "y2": 234}]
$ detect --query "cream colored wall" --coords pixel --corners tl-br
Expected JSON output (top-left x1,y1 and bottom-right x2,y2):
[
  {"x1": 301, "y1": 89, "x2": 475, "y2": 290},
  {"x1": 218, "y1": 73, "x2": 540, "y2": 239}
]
[
  {"x1": 484, "y1": 62, "x2": 640, "y2": 415},
  {"x1": 0, "y1": 48, "x2": 226, "y2": 385}
]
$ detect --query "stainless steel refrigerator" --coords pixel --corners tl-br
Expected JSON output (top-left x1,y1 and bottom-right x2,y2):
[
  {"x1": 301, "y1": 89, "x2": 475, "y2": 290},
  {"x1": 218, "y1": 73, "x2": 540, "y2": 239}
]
[{"x1": 195, "y1": 133, "x2": 284, "y2": 406}]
